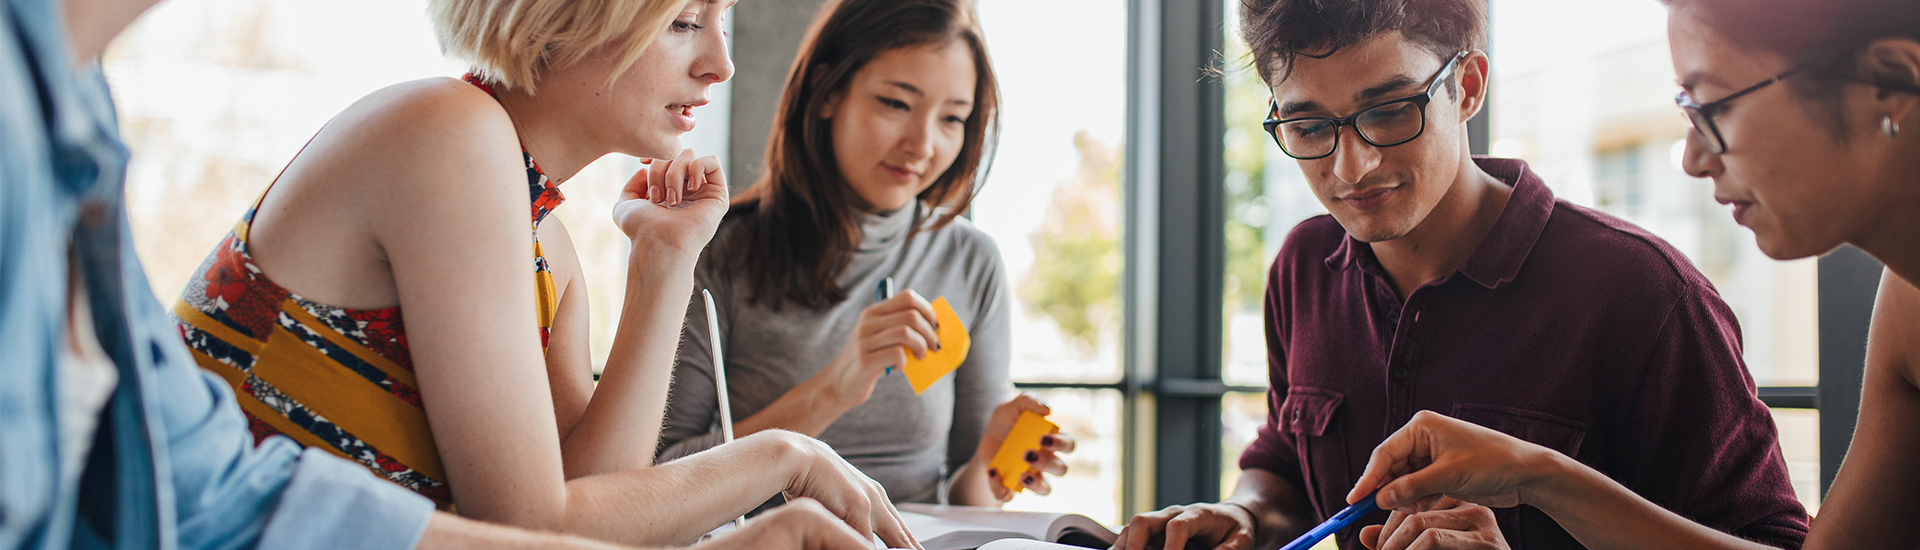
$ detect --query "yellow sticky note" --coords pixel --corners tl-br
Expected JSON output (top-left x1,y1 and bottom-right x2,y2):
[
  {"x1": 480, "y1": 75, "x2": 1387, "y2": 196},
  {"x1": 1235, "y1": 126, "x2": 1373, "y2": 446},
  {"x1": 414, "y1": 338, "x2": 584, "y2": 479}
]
[
  {"x1": 989, "y1": 411, "x2": 1059, "y2": 493},
  {"x1": 902, "y1": 297, "x2": 969, "y2": 394}
]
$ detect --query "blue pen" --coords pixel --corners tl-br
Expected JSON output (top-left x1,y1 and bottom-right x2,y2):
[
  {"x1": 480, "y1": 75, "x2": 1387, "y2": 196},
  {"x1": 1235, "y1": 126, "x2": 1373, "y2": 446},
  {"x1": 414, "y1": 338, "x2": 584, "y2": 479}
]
[
  {"x1": 876, "y1": 277, "x2": 897, "y2": 375},
  {"x1": 1278, "y1": 492, "x2": 1379, "y2": 550}
]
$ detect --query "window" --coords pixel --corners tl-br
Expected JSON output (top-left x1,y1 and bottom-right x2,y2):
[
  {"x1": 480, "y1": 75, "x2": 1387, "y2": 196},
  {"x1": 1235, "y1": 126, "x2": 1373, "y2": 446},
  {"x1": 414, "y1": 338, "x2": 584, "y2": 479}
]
[{"x1": 972, "y1": 0, "x2": 1130, "y2": 523}]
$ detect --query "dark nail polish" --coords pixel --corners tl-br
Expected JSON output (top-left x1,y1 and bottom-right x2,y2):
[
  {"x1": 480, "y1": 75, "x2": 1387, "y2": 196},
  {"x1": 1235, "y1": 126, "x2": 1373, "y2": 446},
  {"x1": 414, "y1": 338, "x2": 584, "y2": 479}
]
[
  {"x1": 986, "y1": 468, "x2": 999, "y2": 478},
  {"x1": 1040, "y1": 435, "x2": 1055, "y2": 448},
  {"x1": 1024, "y1": 450, "x2": 1038, "y2": 463},
  {"x1": 1022, "y1": 473, "x2": 1035, "y2": 485}
]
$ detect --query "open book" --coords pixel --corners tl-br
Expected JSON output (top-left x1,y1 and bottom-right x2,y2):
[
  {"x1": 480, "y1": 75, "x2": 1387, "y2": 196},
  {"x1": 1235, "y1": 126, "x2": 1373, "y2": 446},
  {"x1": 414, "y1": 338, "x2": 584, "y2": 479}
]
[{"x1": 896, "y1": 504, "x2": 1118, "y2": 550}]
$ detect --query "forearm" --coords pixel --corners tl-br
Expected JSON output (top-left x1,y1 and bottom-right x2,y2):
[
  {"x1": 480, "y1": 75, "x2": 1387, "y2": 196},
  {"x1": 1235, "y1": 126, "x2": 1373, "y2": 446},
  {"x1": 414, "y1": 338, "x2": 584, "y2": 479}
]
[
  {"x1": 561, "y1": 247, "x2": 699, "y2": 477},
  {"x1": 1526, "y1": 453, "x2": 1777, "y2": 550},
  {"x1": 734, "y1": 377, "x2": 849, "y2": 438},
  {"x1": 1224, "y1": 468, "x2": 1314, "y2": 550},
  {"x1": 947, "y1": 457, "x2": 999, "y2": 507},
  {"x1": 418, "y1": 512, "x2": 659, "y2": 550},
  {"x1": 553, "y1": 430, "x2": 807, "y2": 546}
]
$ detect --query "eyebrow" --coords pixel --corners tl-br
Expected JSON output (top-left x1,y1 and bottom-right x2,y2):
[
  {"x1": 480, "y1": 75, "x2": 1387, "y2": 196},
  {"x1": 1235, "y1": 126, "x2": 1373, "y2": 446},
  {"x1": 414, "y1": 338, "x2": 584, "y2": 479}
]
[
  {"x1": 1677, "y1": 70, "x2": 1721, "y2": 91},
  {"x1": 883, "y1": 81, "x2": 972, "y2": 107},
  {"x1": 1276, "y1": 74, "x2": 1422, "y2": 118}
]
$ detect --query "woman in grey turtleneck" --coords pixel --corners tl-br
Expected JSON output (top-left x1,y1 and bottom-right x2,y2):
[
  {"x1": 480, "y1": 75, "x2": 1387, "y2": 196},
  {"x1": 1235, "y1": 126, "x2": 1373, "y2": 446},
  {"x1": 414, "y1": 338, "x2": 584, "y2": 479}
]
[{"x1": 656, "y1": 0, "x2": 1074, "y2": 507}]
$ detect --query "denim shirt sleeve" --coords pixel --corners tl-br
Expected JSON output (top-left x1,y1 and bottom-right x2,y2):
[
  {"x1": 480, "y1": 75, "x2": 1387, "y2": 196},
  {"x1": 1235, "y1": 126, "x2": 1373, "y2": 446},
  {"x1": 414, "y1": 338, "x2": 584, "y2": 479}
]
[{"x1": 1, "y1": 0, "x2": 435, "y2": 547}]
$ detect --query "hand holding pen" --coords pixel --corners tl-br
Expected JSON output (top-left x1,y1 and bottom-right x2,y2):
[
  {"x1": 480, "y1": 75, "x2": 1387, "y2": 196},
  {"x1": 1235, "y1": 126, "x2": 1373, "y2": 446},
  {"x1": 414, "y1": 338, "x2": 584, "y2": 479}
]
[{"x1": 804, "y1": 278, "x2": 940, "y2": 414}]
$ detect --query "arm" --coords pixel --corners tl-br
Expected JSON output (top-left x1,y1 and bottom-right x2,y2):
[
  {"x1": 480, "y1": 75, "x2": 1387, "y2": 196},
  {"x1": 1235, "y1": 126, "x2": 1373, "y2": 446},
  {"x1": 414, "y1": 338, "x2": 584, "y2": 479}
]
[
  {"x1": 1802, "y1": 271, "x2": 1920, "y2": 549},
  {"x1": 557, "y1": 150, "x2": 728, "y2": 478},
  {"x1": 945, "y1": 255, "x2": 1023, "y2": 506},
  {"x1": 1111, "y1": 468, "x2": 1314, "y2": 550},
  {"x1": 729, "y1": 290, "x2": 943, "y2": 438},
  {"x1": 417, "y1": 497, "x2": 872, "y2": 550},
  {"x1": 1349, "y1": 411, "x2": 1778, "y2": 550},
  {"x1": 365, "y1": 108, "x2": 911, "y2": 547}
]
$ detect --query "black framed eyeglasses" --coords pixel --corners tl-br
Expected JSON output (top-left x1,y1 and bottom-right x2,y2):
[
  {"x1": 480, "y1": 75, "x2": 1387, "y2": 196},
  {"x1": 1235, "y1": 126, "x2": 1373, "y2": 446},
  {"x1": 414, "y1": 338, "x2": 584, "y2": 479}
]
[
  {"x1": 1674, "y1": 61, "x2": 1813, "y2": 154},
  {"x1": 1262, "y1": 50, "x2": 1470, "y2": 160}
]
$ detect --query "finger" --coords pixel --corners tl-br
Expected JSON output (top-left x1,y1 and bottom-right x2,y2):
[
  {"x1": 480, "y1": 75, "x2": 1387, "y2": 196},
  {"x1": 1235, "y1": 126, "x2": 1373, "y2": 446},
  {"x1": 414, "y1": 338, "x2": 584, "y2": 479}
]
[
  {"x1": 1020, "y1": 471, "x2": 1052, "y2": 496},
  {"x1": 1115, "y1": 511, "x2": 1175, "y2": 550},
  {"x1": 1360, "y1": 525, "x2": 1384, "y2": 550},
  {"x1": 667, "y1": 154, "x2": 692, "y2": 206},
  {"x1": 865, "y1": 324, "x2": 931, "y2": 360},
  {"x1": 1162, "y1": 511, "x2": 1203, "y2": 550},
  {"x1": 1040, "y1": 432, "x2": 1076, "y2": 454},
  {"x1": 649, "y1": 157, "x2": 672, "y2": 204},
  {"x1": 898, "y1": 289, "x2": 939, "y2": 329},
  {"x1": 1008, "y1": 392, "x2": 1052, "y2": 416},
  {"x1": 885, "y1": 308, "x2": 941, "y2": 353},
  {"x1": 1376, "y1": 509, "x2": 1409, "y2": 550},
  {"x1": 985, "y1": 468, "x2": 1012, "y2": 502},
  {"x1": 622, "y1": 168, "x2": 652, "y2": 201},
  {"x1": 700, "y1": 155, "x2": 727, "y2": 191},
  {"x1": 872, "y1": 503, "x2": 918, "y2": 550},
  {"x1": 1355, "y1": 416, "x2": 1436, "y2": 509},
  {"x1": 1403, "y1": 528, "x2": 1466, "y2": 550},
  {"x1": 1028, "y1": 450, "x2": 1068, "y2": 477},
  {"x1": 780, "y1": 499, "x2": 871, "y2": 550}
]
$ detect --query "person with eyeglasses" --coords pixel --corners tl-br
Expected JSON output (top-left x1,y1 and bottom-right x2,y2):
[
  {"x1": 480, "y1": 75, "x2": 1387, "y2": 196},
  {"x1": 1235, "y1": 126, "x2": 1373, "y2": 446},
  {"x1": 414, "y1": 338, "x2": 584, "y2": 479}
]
[
  {"x1": 1111, "y1": 1, "x2": 1808, "y2": 549},
  {"x1": 1344, "y1": 0, "x2": 1920, "y2": 549}
]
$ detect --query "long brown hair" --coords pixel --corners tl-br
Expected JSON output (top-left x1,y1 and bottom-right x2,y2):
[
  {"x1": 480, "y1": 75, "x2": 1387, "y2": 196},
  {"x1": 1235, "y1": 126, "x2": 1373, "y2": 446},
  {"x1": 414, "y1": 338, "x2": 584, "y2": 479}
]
[{"x1": 718, "y1": 0, "x2": 1000, "y2": 310}]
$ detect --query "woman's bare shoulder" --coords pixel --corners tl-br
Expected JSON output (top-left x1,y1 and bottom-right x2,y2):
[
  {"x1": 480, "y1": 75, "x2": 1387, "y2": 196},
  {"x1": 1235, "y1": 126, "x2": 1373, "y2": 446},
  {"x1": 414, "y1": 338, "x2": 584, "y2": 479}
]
[{"x1": 316, "y1": 77, "x2": 520, "y2": 175}]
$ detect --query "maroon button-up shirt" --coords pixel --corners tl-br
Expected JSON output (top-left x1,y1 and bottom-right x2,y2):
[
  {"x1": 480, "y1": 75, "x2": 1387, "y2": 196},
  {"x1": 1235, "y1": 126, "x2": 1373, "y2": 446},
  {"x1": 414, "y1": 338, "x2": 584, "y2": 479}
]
[{"x1": 1240, "y1": 158, "x2": 1809, "y2": 549}]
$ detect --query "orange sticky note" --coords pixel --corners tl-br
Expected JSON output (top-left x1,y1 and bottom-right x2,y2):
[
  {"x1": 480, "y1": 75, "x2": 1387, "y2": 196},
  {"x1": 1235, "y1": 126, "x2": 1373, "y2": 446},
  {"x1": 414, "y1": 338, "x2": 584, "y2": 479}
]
[
  {"x1": 902, "y1": 297, "x2": 969, "y2": 394},
  {"x1": 989, "y1": 411, "x2": 1059, "y2": 493}
]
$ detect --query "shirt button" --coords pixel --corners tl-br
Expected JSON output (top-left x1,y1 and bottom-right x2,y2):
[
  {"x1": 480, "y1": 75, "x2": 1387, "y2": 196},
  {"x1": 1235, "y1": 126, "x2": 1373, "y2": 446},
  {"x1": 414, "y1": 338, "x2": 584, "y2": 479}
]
[
  {"x1": 81, "y1": 199, "x2": 109, "y2": 227},
  {"x1": 1291, "y1": 408, "x2": 1302, "y2": 425},
  {"x1": 1391, "y1": 366, "x2": 1410, "y2": 380},
  {"x1": 1384, "y1": 308, "x2": 1400, "y2": 325}
]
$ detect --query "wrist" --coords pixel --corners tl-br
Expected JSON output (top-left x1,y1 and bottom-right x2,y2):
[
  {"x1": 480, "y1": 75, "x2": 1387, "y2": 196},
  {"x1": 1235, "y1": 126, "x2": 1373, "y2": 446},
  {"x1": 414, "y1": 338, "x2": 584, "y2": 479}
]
[
  {"x1": 1221, "y1": 500, "x2": 1261, "y2": 538},
  {"x1": 1519, "y1": 448, "x2": 1581, "y2": 512}
]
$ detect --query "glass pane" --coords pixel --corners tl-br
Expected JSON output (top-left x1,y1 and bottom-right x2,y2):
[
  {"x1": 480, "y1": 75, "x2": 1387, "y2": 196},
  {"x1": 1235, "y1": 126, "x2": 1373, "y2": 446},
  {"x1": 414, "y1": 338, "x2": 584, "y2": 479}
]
[
  {"x1": 1488, "y1": 1, "x2": 1818, "y2": 386},
  {"x1": 1222, "y1": 10, "x2": 1329, "y2": 388},
  {"x1": 1771, "y1": 408, "x2": 1821, "y2": 513},
  {"x1": 1005, "y1": 388, "x2": 1126, "y2": 526},
  {"x1": 1220, "y1": 391, "x2": 1269, "y2": 497},
  {"x1": 975, "y1": 0, "x2": 1128, "y2": 385}
]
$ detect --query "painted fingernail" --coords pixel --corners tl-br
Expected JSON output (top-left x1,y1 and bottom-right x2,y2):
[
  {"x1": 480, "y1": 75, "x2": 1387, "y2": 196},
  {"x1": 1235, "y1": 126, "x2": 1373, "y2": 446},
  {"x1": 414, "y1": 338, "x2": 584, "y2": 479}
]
[
  {"x1": 986, "y1": 468, "x2": 999, "y2": 478},
  {"x1": 1040, "y1": 435, "x2": 1055, "y2": 447},
  {"x1": 1024, "y1": 450, "x2": 1038, "y2": 463},
  {"x1": 1021, "y1": 473, "x2": 1035, "y2": 486}
]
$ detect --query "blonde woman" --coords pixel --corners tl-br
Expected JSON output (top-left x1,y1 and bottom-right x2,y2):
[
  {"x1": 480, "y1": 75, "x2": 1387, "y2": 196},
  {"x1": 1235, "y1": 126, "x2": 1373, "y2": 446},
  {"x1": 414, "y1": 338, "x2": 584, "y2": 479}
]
[{"x1": 170, "y1": 0, "x2": 915, "y2": 547}]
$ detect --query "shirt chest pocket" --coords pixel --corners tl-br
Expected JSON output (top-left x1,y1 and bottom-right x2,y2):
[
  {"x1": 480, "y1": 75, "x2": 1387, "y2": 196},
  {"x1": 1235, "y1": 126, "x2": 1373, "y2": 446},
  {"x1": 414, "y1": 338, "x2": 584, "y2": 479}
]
[
  {"x1": 1448, "y1": 404, "x2": 1587, "y2": 457},
  {"x1": 1280, "y1": 387, "x2": 1349, "y2": 513},
  {"x1": 1447, "y1": 404, "x2": 1589, "y2": 550}
]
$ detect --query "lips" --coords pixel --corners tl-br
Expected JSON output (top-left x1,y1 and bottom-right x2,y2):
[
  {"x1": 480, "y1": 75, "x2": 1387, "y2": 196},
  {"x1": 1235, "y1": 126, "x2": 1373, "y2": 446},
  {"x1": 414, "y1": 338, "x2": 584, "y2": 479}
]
[
  {"x1": 1337, "y1": 185, "x2": 1399, "y2": 210},
  {"x1": 665, "y1": 99, "x2": 708, "y2": 132},
  {"x1": 881, "y1": 163, "x2": 922, "y2": 183}
]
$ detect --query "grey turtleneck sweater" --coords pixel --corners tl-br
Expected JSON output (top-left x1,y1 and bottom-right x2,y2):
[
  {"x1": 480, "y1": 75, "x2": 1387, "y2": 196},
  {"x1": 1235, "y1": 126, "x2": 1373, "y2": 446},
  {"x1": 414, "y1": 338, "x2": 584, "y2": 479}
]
[{"x1": 657, "y1": 204, "x2": 1013, "y2": 504}]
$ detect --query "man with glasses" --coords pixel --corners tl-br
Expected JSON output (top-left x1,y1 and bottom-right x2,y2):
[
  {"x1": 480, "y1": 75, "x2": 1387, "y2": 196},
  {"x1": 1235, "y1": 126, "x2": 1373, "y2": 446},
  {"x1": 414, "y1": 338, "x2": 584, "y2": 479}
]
[{"x1": 1114, "y1": 1, "x2": 1807, "y2": 549}]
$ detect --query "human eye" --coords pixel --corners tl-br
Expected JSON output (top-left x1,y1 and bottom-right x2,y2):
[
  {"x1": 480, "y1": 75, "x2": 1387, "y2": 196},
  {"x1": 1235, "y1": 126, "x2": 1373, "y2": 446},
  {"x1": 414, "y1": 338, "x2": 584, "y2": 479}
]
[
  {"x1": 943, "y1": 114, "x2": 967, "y2": 126},
  {"x1": 1287, "y1": 120, "x2": 1332, "y2": 139},
  {"x1": 877, "y1": 96, "x2": 909, "y2": 111},
  {"x1": 1365, "y1": 102, "x2": 1417, "y2": 121},
  {"x1": 671, "y1": 14, "x2": 704, "y2": 33}
]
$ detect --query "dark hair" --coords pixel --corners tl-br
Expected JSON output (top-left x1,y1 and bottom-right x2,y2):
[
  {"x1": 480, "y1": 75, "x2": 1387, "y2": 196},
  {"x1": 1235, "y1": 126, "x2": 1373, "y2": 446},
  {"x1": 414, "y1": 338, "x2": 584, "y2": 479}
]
[
  {"x1": 717, "y1": 0, "x2": 1000, "y2": 310},
  {"x1": 1663, "y1": 0, "x2": 1920, "y2": 134},
  {"x1": 1239, "y1": 0, "x2": 1486, "y2": 87}
]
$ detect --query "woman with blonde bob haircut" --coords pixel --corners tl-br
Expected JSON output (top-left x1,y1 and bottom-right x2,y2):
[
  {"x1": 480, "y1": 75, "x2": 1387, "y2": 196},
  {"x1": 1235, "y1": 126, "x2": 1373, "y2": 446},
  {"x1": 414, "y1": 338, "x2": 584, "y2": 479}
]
[{"x1": 170, "y1": 0, "x2": 917, "y2": 547}]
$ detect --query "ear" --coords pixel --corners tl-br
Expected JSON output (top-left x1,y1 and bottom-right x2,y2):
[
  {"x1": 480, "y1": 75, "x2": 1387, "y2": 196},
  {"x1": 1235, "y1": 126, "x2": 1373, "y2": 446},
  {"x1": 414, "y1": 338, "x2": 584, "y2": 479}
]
[
  {"x1": 820, "y1": 91, "x2": 843, "y2": 120},
  {"x1": 1456, "y1": 50, "x2": 1492, "y2": 123},
  {"x1": 1858, "y1": 38, "x2": 1920, "y2": 126}
]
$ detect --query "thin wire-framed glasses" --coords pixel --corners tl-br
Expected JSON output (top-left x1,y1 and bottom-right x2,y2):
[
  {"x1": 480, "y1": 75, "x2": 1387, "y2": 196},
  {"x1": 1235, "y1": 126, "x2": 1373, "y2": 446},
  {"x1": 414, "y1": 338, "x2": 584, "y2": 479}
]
[
  {"x1": 1262, "y1": 50, "x2": 1470, "y2": 160},
  {"x1": 1674, "y1": 61, "x2": 1812, "y2": 154}
]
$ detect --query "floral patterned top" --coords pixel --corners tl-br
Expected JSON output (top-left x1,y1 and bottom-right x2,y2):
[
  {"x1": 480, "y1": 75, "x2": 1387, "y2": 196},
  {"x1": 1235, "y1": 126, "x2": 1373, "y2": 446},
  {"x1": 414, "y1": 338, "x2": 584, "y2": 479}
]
[{"x1": 173, "y1": 75, "x2": 563, "y2": 509}]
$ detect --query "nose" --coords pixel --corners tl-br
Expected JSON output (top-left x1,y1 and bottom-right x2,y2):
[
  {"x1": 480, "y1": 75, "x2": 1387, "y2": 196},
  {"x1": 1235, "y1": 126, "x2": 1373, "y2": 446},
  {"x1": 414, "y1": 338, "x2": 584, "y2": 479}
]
[
  {"x1": 899, "y1": 113, "x2": 937, "y2": 161},
  {"x1": 694, "y1": 26, "x2": 733, "y2": 84},
  {"x1": 1679, "y1": 128, "x2": 1720, "y2": 179},
  {"x1": 1329, "y1": 125, "x2": 1382, "y2": 185}
]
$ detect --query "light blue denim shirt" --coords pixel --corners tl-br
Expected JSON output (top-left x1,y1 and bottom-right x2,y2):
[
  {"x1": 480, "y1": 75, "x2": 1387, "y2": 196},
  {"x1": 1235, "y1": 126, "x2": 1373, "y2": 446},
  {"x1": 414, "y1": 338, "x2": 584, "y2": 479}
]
[{"x1": 1, "y1": 1, "x2": 434, "y2": 549}]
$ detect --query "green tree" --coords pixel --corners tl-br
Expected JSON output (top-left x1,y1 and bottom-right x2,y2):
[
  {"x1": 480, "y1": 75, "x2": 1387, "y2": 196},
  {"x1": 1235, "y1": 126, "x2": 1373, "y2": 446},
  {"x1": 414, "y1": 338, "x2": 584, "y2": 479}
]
[{"x1": 1021, "y1": 131, "x2": 1123, "y2": 354}]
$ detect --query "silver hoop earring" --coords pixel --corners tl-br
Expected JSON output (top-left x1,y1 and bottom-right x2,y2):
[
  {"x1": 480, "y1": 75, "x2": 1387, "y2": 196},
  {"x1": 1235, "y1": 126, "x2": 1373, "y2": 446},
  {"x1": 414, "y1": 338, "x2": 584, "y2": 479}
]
[{"x1": 1884, "y1": 115, "x2": 1901, "y2": 138}]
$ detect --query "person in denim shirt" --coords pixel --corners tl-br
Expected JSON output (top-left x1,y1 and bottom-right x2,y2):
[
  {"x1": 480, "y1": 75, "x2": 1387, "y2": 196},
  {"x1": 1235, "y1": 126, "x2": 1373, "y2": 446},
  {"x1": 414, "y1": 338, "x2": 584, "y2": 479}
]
[{"x1": 0, "y1": 0, "x2": 874, "y2": 549}]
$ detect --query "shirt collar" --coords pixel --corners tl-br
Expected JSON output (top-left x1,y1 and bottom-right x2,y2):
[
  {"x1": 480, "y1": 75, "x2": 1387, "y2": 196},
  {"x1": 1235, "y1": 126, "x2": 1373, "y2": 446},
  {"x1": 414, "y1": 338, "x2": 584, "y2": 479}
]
[
  {"x1": 13, "y1": 0, "x2": 128, "y2": 201},
  {"x1": 1323, "y1": 157, "x2": 1554, "y2": 290}
]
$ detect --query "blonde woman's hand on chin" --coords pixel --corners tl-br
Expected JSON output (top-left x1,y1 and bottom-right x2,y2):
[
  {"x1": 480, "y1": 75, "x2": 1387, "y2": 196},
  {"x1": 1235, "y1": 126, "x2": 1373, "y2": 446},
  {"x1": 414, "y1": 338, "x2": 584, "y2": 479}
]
[{"x1": 615, "y1": 148, "x2": 729, "y2": 258}]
